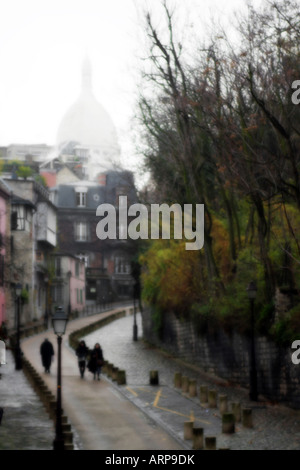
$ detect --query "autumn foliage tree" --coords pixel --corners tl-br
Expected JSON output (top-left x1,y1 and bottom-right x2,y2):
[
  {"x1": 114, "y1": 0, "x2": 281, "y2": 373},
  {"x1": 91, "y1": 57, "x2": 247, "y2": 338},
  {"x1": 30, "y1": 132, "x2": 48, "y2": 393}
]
[{"x1": 136, "y1": 0, "x2": 300, "y2": 343}]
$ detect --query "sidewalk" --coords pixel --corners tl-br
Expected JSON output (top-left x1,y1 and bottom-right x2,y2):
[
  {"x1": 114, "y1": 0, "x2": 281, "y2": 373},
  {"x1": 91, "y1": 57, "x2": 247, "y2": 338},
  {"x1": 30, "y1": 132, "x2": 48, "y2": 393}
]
[
  {"x1": 21, "y1": 307, "x2": 182, "y2": 451},
  {"x1": 2, "y1": 306, "x2": 300, "y2": 450}
]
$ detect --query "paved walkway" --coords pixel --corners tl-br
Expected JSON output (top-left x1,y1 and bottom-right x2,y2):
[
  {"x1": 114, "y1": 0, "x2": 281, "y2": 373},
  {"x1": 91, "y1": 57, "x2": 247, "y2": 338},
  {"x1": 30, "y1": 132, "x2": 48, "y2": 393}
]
[
  {"x1": 2, "y1": 306, "x2": 300, "y2": 450},
  {"x1": 83, "y1": 312, "x2": 300, "y2": 450},
  {"x1": 21, "y1": 308, "x2": 182, "y2": 451}
]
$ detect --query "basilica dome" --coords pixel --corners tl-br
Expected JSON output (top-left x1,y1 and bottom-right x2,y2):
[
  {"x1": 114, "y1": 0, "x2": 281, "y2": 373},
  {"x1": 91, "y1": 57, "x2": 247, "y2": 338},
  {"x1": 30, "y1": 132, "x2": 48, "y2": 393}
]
[{"x1": 56, "y1": 56, "x2": 120, "y2": 166}]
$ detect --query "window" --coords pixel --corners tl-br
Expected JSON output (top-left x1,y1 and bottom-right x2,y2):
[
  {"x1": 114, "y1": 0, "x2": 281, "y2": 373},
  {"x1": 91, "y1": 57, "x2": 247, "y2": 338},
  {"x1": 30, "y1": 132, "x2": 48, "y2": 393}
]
[
  {"x1": 11, "y1": 205, "x2": 32, "y2": 231},
  {"x1": 76, "y1": 288, "x2": 84, "y2": 304},
  {"x1": 38, "y1": 287, "x2": 42, "y2": 307},
  {"x1": 114, "y1": 256, "x2": 131, "y2": 274},
  {"x1": 75, "y1": 222, "x2": 88, "y2": 242},
  {"x1": 75, "y1": 148, "x2": 89, "y2": 159},
  {"x1": 75, "y1": 186, "x2": 88, "y2": 207},
  {"x1": 36, "y1": 251, "x2": 43, "y2": 262},
  {"x1": 55, "y1": 257, "x2": 61, "y2": 277},
  {"x1": 52, "y1": 284, "x2": 63, "y2": 303},
  {"x1": 75, "y1": 261, "x2": 80, "y2": 277},
  {"x1": 77, "y1": 253, "x2": 89, "y2": 267},
  {"x1": 76, "y1": 192, "x2": 86, "y2": 207}
]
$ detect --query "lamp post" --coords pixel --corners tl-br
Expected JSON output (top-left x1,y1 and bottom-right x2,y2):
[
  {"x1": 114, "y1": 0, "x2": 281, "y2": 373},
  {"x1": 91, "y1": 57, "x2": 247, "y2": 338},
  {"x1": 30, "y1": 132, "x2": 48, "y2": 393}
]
[
  {"x1": 247, "y1": 280, "x2": 258, "y2": 401},
  {"x1": 67, "y1": 271, "x2": 72, "y2": 317},
  {"x1": 15, "y1": 283, "x2": 22, "y2": 370},
  {"x1": 52, "y1": 306, "x2": 68, "y2": 451},
  {"x1": 133, "y1": 282, "x2": 138, "y2": 341},
  {"x1": 44, "y1": 276, "x2": 49, "y2": 329}
]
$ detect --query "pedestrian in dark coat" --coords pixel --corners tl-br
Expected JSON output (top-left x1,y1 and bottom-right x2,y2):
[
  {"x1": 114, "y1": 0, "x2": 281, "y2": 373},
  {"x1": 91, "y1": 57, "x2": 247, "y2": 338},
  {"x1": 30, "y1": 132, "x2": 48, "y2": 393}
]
[
  {"x1": 40, "y1": 338, "x2": 54, "y2": 373},
  {"x1": 76, "y1": 340, "x2": 89, "y2": 379},
  {"x1": 88, "y1": 343, "x2": 104, "y2": 381}
]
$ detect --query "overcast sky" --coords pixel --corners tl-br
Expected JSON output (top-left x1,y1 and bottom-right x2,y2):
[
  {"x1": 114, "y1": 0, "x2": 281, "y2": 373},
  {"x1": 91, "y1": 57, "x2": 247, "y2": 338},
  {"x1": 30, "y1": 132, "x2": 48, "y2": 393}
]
[{"x1": 0, "y1": 0, "x2": 262, "y2": 171}]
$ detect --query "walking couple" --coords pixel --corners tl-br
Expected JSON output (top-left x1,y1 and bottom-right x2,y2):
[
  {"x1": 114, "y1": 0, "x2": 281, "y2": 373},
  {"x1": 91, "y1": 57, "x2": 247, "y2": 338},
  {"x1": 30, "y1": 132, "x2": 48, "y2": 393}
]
[{"x1": 76, "y1": 340, "x2": 104, "y2": 381}]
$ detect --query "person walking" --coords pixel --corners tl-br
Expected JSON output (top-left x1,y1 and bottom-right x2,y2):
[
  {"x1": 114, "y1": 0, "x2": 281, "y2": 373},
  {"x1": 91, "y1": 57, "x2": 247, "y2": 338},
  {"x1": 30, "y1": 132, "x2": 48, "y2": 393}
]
[
  {"x1": 40, "y1": 338, "x2": 54, "y2": 373},
  {"x1": 88, "y1": 343, "x2": 104, "y2": 381},
  {"x1": 76, "y1": 340, "x2": 89, "y2": 379}
]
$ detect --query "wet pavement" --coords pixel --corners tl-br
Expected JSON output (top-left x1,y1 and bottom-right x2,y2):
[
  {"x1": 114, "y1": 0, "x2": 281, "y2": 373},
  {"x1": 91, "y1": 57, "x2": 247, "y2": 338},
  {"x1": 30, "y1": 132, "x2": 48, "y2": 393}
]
[
  {"x1": 1, "y1": 307, "x2": 300, "y2": 450},
  {"x1": 21, "y1": 308, "x2": 182, "y2": 451},
  {"x1": 84, "y1": 313, "x2": 300, "y2": 450},
  {"x1": 0, "y1": 350, "x2": 54, "y2": 450}
]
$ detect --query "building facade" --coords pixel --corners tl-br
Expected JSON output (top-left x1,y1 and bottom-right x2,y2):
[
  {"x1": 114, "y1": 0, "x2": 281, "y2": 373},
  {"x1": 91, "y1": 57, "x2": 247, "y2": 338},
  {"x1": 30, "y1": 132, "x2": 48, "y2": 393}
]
[
  {"x1": 4, "y1": 177, "x2": 57, "y2": 328},
  {"x1": 50, "y1": 170, "x2": 137, "y2": 304},
  {"x1": 0, "y1": 181, "x2": 10, "y2": 330},
  {"x1": 50, "y1": 252, "x2": 85, "y2": 316}
]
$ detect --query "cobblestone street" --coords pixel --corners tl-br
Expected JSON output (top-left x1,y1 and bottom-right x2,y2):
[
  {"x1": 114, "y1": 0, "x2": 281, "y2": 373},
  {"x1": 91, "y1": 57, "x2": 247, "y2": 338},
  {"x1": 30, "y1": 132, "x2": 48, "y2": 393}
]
[
  {"x1": 1, "y1": 308, "x2": 300, "y2": 450},
  {"x1": 84, "y1": 312, "x2": 300, "y2": 450}
]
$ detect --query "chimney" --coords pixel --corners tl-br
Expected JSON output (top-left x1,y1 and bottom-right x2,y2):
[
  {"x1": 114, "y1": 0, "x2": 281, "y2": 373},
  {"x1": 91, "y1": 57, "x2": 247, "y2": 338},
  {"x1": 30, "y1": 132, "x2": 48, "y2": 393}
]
[{"x1": 97, "y1": 173, "x2": 106, "y2": 186}]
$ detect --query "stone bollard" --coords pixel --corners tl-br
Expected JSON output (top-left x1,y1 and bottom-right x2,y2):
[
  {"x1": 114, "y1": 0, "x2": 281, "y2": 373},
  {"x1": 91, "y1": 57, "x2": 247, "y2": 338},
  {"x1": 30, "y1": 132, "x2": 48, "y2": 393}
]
[
  {"x1": 189, "y1": 380, "x2": 197, "y2": 397},
  {"x1": 150, "y1": 370, "x2": 159, "y2": 385},
  {"x1": 181, "y1": 376, "x2": 189, "y2": 393},
  {"x1": 174, "y1": 372, "x2": 182, "y2": 388},
  {"x1": 242, "y1": 408, "x2": 253, "y2": 428},
  {"x1": 117, "y1": 370, "x2": 127, "y2": 385},
  {"x1": 42, "y1": 391, "x2": 53, "y2": 408},
  {"x1": 219, "y1": 395, "x2": 228, "y2": 414},
  {"x1": 102, "y1": 360, "x2": 108, "y2": 374},
  {"x1": 62, "y1": 423, "x2": 72, "y2": 433},
  {"x1": 205, "y1": 436, "x2": 217, "y2": 450},
  {"x1": 65, "y1": 443, "x2": 74, "y2": 451},
  {"x1": 107, "y1": 363, "x2": 113, "y2": 378},
  {"x1": 39, "y1": 385, "x2": 48, "y2": 396},
  {"x1": 63, "y1": 431, "x2": 73, "y2": 444},
  {"x1": 222, "y1": 413, "x2": 235, "y2": 434},
  {"x1": 49, "y1": 400, "x2": 57, "y2": 420},
  {"x1": 184, "y1": 421, "x2": 194, "y2": 440},
  {"x1": 208, "y1": 390, "x2": 217, "y2": 408},
  {"x1": 192, "y1": 427, "x2": 203, "y2": 450},
  {"x1": 231, "y1": 402, "x2": 241, "y2": 423},
  {"x1": 199, "y1": 386, "x2": 208, "y2": 404},
  {"x1": 112, "y1": 367, "x2": 119, "y2": 381},
  {"x1": 33, "y1": 375, "x2": 43, "y2": 385},
  {"x1": 105, "y1": 363, "x2": 110, "y2": 377}
]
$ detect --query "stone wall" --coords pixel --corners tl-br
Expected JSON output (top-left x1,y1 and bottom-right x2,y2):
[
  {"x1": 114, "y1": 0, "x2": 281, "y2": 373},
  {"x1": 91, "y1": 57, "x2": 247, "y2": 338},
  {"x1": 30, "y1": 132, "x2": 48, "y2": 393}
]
[{"x1": 141, "y1": 307, "x2": 300, "y2": 409}]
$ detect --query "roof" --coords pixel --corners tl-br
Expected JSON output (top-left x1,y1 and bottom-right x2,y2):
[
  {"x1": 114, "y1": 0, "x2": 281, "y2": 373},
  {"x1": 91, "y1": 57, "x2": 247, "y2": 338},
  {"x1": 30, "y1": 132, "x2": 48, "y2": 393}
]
[
  {"x1": 40, "y1": 171, "x2": 57, "y2": 188},
  {"x1": 11, "y1": 195, "x2": 36, "y2": 209},
  {"x1": 51, "y1": 251, "x2": 86, "y2": 261},
  {"x1": 0, "y1": 178, "x2": 12, "y2": 198},
  {"x1": 51, "y1": 170, "x2": 137, "y2": 209}
]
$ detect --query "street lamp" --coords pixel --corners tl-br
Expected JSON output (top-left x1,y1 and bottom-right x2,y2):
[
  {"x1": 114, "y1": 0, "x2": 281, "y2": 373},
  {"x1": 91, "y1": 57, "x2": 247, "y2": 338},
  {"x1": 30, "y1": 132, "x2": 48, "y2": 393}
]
[
  {"x1": 52, "y1": 306, "x2": 68, "y2": 451},
  {"x1": 133, "y1": 282, "x2": 138, "y2": 341},
  {"x1": 67, "y1": 271, "x2": 72, "y2": 317},
  {"x1": 44, "y1": 276, "x2": 49, "y2": 329},
  {"x1": 15, "y1": 283, "x2": 22, "y2": 370},
  {"x1": 247, "y1": 280, "x2": 258, "y2": 401}
]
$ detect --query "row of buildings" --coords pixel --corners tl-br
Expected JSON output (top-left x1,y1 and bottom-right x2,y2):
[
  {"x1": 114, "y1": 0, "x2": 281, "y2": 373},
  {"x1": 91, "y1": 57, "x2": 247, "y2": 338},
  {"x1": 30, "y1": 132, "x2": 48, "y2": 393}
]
[
  {"x1": 0, "y1": 55, "x2": 139, "y2": 335},
  {"x1": 0, "y1": 167, "x2": 137, "y2": 334}
]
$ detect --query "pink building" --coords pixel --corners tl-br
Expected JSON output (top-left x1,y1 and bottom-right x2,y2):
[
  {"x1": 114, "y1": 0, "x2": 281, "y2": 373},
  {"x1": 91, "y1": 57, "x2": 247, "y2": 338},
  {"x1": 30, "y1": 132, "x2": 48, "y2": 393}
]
[
  {"x1": 0, "y1": 182, "x2": 10, "y2": 328},
  {"x1": 51, "y1": 253, "x2": 85, "y2": 315}
]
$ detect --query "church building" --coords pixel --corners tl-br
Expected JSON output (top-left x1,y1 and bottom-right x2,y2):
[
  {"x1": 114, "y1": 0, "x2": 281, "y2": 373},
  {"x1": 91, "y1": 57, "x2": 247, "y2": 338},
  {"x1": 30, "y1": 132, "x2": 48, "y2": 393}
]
[{"x1": 43, "y1": 56, "x2": 137, "y2": 305}]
